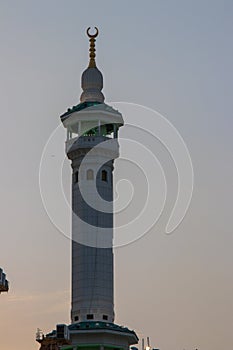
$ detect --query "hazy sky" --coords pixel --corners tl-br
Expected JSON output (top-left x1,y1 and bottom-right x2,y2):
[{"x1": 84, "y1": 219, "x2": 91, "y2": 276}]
[{"x1": 0, "y1": 1, "x2": 233, "y2": 350}]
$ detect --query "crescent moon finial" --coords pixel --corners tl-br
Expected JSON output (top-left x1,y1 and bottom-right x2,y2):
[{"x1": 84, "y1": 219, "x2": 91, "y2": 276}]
[
  {"x1": 86, "y1": 27, "x2": 99, "y2": 68},
  {"x1": 87, "y1": 27, "x2": 99, "y2": 39}
]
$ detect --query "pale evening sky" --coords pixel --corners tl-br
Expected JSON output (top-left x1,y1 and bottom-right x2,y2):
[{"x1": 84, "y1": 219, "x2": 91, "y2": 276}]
[{"x1": 0, "y1": 1, "x2": 233, "y2": 350}]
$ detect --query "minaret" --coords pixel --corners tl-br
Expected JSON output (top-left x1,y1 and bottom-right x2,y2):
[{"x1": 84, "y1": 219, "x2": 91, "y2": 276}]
[
  {"x1": 37, "y1": 28, "x2": 138, "y2": 350},
  {"x1": 61, "y1": 26, "x2": 121, "y2": 324}
]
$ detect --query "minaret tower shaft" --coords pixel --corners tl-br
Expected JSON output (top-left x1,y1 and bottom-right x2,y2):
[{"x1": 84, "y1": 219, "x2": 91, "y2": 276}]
[{"x1": 61, "y1": 27, "x2": 123, "y2": 324}]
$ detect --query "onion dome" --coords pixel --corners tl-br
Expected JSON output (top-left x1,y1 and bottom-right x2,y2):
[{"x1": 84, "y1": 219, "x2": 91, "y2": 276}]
[{"x1": 80, "y1": 27, "x2": 105, "y2": 103}]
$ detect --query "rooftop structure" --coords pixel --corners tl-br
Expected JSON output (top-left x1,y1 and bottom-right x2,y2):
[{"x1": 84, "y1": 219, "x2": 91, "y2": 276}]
[{"x1": 0, "y1": 268, "x2": 9, "y2": 293}]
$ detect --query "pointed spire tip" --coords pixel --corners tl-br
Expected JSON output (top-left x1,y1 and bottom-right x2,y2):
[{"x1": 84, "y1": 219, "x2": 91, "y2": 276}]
[{"x1": 86, "y1": 27, "x2": 99, "y2": 68}]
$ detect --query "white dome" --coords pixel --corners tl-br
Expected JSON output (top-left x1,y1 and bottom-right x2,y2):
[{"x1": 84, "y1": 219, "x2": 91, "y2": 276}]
[{"x1": 80, "y1": 67, "x2": 105, "y2": 103}]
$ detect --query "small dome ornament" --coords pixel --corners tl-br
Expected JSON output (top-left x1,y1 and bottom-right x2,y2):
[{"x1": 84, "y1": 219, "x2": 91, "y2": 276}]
[{"x1": 80, "y1": 27, "x2": 105, "y2": 103}]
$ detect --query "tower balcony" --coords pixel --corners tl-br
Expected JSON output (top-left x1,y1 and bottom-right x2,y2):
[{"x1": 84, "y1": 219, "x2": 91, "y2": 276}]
[
  {"x1": 66, "y1": 135, "x2": 119, "y2": 160},
  {"x1": 66, "y1": 135, "x2": 109, "y2": 151}
]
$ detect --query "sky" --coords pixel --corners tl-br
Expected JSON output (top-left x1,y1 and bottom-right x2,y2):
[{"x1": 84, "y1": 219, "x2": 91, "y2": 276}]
[{"x1": 0, "y1": 1, "x2": 233, "y2": 349}]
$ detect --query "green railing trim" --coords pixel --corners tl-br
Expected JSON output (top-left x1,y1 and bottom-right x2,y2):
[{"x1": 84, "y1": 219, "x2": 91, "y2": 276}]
[
  {"x1": 61, "y1": 345, "x2": 125, "y2": 350},
  {"x1": 61, "y1": 101, "x2": 101, "y2": 119}
]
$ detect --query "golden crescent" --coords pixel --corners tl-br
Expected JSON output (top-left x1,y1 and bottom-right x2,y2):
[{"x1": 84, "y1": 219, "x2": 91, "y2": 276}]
[{"x1": 87, "y1": 27, "x2": 99, "y2": 38}]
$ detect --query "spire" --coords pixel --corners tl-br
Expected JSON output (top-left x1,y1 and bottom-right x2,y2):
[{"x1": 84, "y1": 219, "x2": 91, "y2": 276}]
[
  {"x1": 80, "y1": 27, "x2": 105, "y2": 103},
  {"x1": 87, "y1": 27, "x2": 98, "y2": 68}
]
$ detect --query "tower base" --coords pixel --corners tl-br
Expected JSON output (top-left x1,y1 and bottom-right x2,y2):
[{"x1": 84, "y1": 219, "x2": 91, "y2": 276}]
[{"x1": 37, "y1": 322, "x2": 138, "y2": 350}]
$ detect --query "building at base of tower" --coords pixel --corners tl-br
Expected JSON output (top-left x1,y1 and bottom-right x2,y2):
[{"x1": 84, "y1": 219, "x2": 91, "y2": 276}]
[
  {"x1": 37, "y1": 322, "x2": 138, "y2": 350},
  {"x1": 37, "y1": 28, "x2": 138, "y2": 350},
  {"x1": 0, "y1": 268, "x2": 9, "y2": 293}
]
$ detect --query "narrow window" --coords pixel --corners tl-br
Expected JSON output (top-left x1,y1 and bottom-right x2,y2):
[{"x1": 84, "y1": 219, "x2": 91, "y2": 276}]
[
  {"x1": 74, "y1": 171, "x2": 79, "y2": 183},
  {"x1": 86, "y1": 314, "x2": 94, "y2": 320},
  {"x1": 103, "y1": 315, "x2": 108, "y2": 320},
  {"x1": 87, "y1": 169, "x2": 94, "y2": 180},
  {"x1": 101, "y1": 170, "x2": 108, "y2": 182},
  {"x1": 74, "y1": 316, "x2": 79, "y2": 321}
]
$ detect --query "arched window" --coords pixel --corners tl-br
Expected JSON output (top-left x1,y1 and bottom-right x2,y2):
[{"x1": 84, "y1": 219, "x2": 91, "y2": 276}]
[
  {"x1": 101, "y1": 170, "x2": 108, "y2": 182},
  {"x1": 87, "y1": 169, "x2": 94, "y2": 180}
]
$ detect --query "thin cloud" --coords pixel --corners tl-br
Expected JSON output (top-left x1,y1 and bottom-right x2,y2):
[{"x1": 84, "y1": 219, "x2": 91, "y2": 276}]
[{"x1": 7, "y1": 289, "x2": 69, "y2": 303}]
